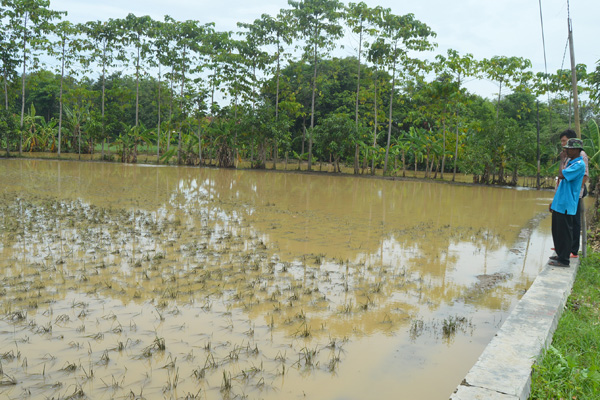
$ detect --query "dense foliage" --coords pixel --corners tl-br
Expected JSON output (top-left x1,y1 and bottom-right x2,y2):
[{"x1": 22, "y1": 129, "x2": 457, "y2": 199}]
[{"x1": 1, "y1": 0, "x2": 599, "y2": 184}]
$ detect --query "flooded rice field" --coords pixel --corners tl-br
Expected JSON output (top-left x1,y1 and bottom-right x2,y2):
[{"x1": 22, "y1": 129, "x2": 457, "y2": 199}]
[{"x1": 0, "y1": 159, "x2": 555, "y2": 399}]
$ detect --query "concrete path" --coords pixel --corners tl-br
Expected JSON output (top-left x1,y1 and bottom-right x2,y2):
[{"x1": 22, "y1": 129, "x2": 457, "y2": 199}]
[{"x1": 450, "y1": 257, "x2": 580, "y2": 400}]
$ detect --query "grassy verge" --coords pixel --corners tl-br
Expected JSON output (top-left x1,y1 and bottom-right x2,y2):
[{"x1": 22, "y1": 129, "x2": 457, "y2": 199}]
[{"x1": 530, "y1": 242, "x2": 600, "y2": 398}]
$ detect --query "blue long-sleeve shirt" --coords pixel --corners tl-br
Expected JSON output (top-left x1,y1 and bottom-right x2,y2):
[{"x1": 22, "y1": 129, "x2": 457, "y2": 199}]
[{"x1": 551, "y1": 156, "x2": 585, "y2": 215}]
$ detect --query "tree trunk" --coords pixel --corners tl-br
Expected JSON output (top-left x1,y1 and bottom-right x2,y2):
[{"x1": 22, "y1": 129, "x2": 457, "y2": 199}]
[
  {"x1": 414, "y1": 156, "x2": 418, "y2": 177},
  {"x1": 273, "y1": 34, "x2": 281, "y2": 171},
  {"x1": 452, "y1": 110, "x2": 459, "y2": 181},
  {"x1": 157, "y1": 65, "x2": 162, "y2": 164},
  {"x1": 301, "y1": 118, "x2": 306, "y2": 155},
  {"x1": 168, "y1": 67, "x2": 174, "y2": 153},
  {"x1": 383, "y1": 43, "x2": 397, "y2": 175},
  {"x1": 101, "y1": 41, "x2": 107, "y2": 160},
  {"x1": 177, "y1": 46, "x2": 186, "y2": 165},
  {"x1": 441, "y1": 118, "x2": 446, "y2": 179},
  {"x1": 78, "y1": 125, "x2": 81, "y2": 160},
  {"x1": 353, "y1": 22, "x2": 363, "y2": 175},
  {"x1": 272, "y1": 140, "x2": 278, "y2": 170},
  {"x1": 133, "y1": 43, "x2": 140, "y2": 163},
  {"x1": 371, "y1": 69, "x2": 378, "y2": 176},
  {"x1": 58, "y1": 39, "x2": 65, "y2": 157},
  {"x1": 510, "y1": 167, "x2": 518, "y2": 186},
  {"x1": 308, "y1": 38, "x2": 318, "y2": 172},
  {"x1": 401, "y1": 149, "x2": 406, "y2": 177},
  {"x1": 19, "y1": 12, "x2": 28, "y2": 155},
  {"x1": 197, "y1": 119, "x2": 202, "y2": 165}
]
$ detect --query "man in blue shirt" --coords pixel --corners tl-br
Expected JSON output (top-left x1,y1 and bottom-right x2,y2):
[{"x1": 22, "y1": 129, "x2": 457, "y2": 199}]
[{"x1": 549, "y1": 138, "x2": 586, "y2": 267}]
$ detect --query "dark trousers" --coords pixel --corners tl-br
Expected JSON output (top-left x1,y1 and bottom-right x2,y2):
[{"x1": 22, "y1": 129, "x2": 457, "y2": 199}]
[
  {"x1": 552, "y1": 210, "x2": 573, "y2": 265},
  {"x1": 571, "y1": 198, "x2": 582, "y2": 255}
]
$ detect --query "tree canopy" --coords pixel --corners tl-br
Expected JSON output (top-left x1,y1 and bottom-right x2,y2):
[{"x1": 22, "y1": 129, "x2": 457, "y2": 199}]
[{"x1": 0, "y1": 0, "x2": 599, "y2": 185}]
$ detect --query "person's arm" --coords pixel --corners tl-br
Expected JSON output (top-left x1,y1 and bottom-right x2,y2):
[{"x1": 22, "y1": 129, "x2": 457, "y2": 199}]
[
  {"x1": 562, "y1": 158, "x2": 585, "y2": 181},
  {"x1": 582, "y1": 151, "x2": 589, "y2": 187}
]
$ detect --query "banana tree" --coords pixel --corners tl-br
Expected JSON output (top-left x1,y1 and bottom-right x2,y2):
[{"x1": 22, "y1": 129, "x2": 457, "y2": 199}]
[
  {"x1": 582, "y1": 119, "x2": 600, "y2": 188},
  {"x1": 389, "y1": 131, "x2": 410, "y2": 177},
  {"x1": 22, "y1": 103, "x2": 42, "y2": 151},
  {"x1": 37, "y1": 117, "x2": 57, "y2": 151},
  {"x1": 63, "y1": 102, "x2": 89, "y2": 160}
]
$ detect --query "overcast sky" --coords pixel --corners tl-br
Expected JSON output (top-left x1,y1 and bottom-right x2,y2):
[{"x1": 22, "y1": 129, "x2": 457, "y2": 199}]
[{"x1": 50, "y1": 0, "x2": 599, "y2": 99}]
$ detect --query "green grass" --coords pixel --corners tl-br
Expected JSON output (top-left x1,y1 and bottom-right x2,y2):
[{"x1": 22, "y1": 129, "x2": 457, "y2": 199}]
[{"x1": 530, "y1": 251, "x2": 600, "y2": 399}]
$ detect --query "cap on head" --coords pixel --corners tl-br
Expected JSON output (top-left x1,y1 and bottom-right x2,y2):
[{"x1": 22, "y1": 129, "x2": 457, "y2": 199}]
[{"x1": 563, "y1": 138, "x2": 584, "y2": 149}]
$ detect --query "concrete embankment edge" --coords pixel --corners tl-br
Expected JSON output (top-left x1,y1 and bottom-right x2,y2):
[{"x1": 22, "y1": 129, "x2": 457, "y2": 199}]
[{"x1": 450, "y1": 258, "x2": 580, "y2": 400}]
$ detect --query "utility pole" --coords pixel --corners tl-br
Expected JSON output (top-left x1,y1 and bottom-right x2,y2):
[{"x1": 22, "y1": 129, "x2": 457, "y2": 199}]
[
  {"x1": 567, "y1": 18, "x2": 581, "y2": 139},
  {"x1": 567, "y1": 15, "x2": 587, "y2": 258},
  {"x1": 536, "y1": 101, "x2": 540, "y2": 190}
]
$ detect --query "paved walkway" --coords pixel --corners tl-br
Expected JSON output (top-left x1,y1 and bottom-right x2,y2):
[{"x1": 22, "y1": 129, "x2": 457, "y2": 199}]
[{"x1": 450, "y1": 257, "x2": 580, "y2": 400}]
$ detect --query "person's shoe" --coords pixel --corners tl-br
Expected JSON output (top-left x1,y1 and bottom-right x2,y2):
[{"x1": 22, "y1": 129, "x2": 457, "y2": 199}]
[
  {"x1": 548, "y1": 259, "x2": 569, "y2": 267},
  {"x1": 570, "y1": 253, "x2": 579, "y2": 258},
  {"x1": 549, "y1": 256, "x2": 559, "y2": 261}
]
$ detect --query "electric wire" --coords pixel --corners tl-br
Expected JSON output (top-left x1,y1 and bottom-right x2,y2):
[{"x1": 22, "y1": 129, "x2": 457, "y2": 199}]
[
  {"x1": 560, "y1": 37, "x2": 569, "y2": 71},
  {"x1": 537, "y1": 0, "x2": 551, "y2": 109}
]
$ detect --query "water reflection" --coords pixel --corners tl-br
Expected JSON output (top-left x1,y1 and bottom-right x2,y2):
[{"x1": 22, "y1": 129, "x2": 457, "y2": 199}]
[{"x1": 0, "y1": 159, "x2": 554, "y2": 399}]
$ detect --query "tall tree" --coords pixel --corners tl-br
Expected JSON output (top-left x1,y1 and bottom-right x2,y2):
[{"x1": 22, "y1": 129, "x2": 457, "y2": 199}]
[
  {"x1": 434, "y1": 49, "x2": 477, "y2": 181},
  {"x1": 49, "y1": 20, "x2": 80, "y2": 156},
  {"x1": 146, "y1": 18, "x2": 172, "y2": 163},
  {"x1": 171, "y1": 19, "x2": 211, "y2": 164},
  {"x1": 345, "y1": 2, "x2": 378, "y2": 174},
  {"x1": 0, "y1": 6, "x2": 20, "y2": 114},
  {"x1": 366, "y1": 36, "x2": 388, "y2": 175},
  {"x1": 481, "y1": 55, "x2": 532, "y2": 183},
  {"x1": 287, "y1": 0, "x2": 344, "y2": 171},
  {"x1": 238, "y1": 11, "x2": 293, "y2": 169},
  {"x1": 4, "y1": 0, "x2": 64, "y2": 154},
  {"x1": 377, "y1": 9, "x2": 436, "y2": 175},
  {"x1": 120, "y1": 14, "x2": 153, "y2": 162},
  {"x1": 82, "y1": 19, "x2": 121, "y2": 159}
]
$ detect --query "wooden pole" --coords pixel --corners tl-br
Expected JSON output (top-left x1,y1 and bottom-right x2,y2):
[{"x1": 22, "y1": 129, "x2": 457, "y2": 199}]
[
  {"x1": 536, "y1": 101, "x2": 541, "y2": 190},
  {"x1": 568, "y1": 19, "x2": 581, "y2": 139},
  {"x1": 568, "y1": 17, "x2": 587, "y2": 258}
]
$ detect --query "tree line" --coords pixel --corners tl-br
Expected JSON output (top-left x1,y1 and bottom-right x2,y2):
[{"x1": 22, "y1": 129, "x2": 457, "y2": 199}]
[{"x1": 1, "y1": 0, "x2": 599, "y2": 185}]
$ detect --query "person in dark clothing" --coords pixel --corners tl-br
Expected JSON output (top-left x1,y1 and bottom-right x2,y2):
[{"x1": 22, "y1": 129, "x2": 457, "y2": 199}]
[
  {"x1": 557, "y1": 129, "x2": 589, "y2": 257},
  {"x1": 549, "y1": 138, "x2": 586, "y2": 267}
]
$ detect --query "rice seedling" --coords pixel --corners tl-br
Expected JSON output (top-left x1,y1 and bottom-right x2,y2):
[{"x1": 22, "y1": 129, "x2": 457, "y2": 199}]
[
  {"x1": 98, "y1": 350, "x2": 110, "y2": 366},
  {"x1": 327, "y1": 350, "x2": 342, "y2": 373},
  {"x1": 220, "y1": 370, "x2": 232, "y2": 392},
  {"x1": 162, "y1": 367, "x2": 180, "y2": 391},
  {"x1": 297, "y1": 346, "x2": 319, "y2": 368},
  {"x1": 410, "y1": 318, "x2": 425, "y2": 339},
  {"x1": 294, "y1": 322, "x2": 312, "y2": 338},
  {"x1": 442, "y1": 315, "x2": 471, "y2": 339},
  {"x1": 61, "y1": 361, "x2": 77, "y2": 372}
]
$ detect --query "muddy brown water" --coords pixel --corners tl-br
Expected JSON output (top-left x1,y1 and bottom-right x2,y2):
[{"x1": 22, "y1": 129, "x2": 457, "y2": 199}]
[{"x1": 0, "y1": 159, "x2": 555, "y2": 399}]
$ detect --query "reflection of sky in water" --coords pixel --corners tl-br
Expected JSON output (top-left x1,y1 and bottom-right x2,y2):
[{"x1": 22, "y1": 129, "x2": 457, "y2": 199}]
[{"x1": 0, "y1": 159, "x2": 557, "y2": 310}]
